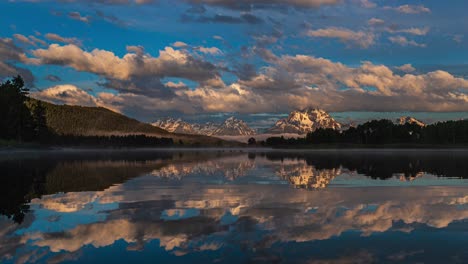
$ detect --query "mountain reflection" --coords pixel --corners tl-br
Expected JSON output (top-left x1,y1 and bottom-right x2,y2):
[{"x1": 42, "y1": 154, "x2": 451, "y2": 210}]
[{"x1": 1, "y1": 150, "x2": 467, "y2": 263}]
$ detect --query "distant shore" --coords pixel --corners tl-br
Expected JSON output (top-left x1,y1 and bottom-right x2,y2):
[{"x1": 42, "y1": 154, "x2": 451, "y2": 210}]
[{"x1": 2, "y1": 145, "x2": 468, "y2": 155}]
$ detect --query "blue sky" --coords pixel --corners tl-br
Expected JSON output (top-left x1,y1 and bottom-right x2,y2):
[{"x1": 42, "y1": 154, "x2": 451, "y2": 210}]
[{"x1": 1, "y1": 0, "x2": 467, "y2": 126}]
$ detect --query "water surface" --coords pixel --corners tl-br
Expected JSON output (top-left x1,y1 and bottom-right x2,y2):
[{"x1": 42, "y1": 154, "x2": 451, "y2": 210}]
[{"x1": 1, "y1": 149, "x2": 467, "y2": 263}]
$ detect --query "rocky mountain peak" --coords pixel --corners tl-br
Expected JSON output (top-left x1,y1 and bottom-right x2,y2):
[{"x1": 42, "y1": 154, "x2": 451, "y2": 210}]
[
  {"x1": 268, "y1": 108, "x2": 341, "y2": 135},
  {"x1": 397, "y1": 116, "x2": 426, "y2": 127}
]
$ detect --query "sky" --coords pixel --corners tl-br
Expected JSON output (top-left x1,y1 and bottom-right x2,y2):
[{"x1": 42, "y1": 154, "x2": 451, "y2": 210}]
[{"x1": 1, "y1": 0, "x2": 468, "y2": 127}]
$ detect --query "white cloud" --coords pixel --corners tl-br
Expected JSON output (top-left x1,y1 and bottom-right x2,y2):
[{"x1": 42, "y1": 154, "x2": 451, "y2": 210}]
[
  {"x1": 172, "y1": 41, "x2": 188, "y2": 48},
  {"x1": 389, "y1": 36, "x2": 426, "y2": 47},
  {"x1": 384, "y1": 5, "x2": 431, "y2": 14},
  {"x1": 367, "y1": 18, "x2": 384, "y2": 26},
  {"x1": 387, "y1": 27, "x2": 430, "y2": 36},
  {"x1": 395, "y1": 64, "x2": 416, "y2": 73},
  {"x1": 68, "y1": 12, "x2": 90, "y2": 24},
  {"x1": 32, "y1": 85, "x2": 97, "y2": 107},
  {"x1": 29, "y1": 44, "x2": 219, "y2": 82},
  {"x1": 45, "y1": 33, "x2": 82, "y2": 46},
  {"x1": 306, "y1": 27, "x2": 375, "y2": 48},
  {"x1": 196, "y1": 46, "x2": 222, "y2": 55},
  {"x1": 357, "y1": 0, "x2": 376, "y2": 8},
  {"x1": 13, "y1": 34, "x2": 36, "y2": 46}
]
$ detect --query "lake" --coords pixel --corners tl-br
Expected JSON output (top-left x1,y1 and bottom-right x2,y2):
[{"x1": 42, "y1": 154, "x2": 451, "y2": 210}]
[{"x1": 1, "y1": 149, "x2": 467, "y2": 263}]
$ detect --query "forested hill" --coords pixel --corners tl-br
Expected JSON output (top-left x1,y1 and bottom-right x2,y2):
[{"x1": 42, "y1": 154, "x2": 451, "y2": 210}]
[
  {"x1": 26, "y1": 99, "x2": 234, "y2": 146},
  {"x1": 32, "y1": 99, "x2": 169, "y2": 136}
]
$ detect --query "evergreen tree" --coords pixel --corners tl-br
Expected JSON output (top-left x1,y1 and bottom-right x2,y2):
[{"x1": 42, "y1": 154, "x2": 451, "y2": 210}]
[{"x1": 0, "y1": 76, "x2": 33, "y2": 141}]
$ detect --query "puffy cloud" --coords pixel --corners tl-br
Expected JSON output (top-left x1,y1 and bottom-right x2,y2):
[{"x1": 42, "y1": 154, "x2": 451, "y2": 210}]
[
  {"x1": 389, "y1": 36, "x2": 426, "y2": 47},
  {"x1": 395, "y1": 64, "x2": 416, "y2": 73},
  {"x1": 384, "y1": 5, "x2": 431, "y2": 14},
  {"x1": 30, "y1": 44, "x2": 219, "y2": 82},
  {"x1": 45, "y1": 33, "x2": 82, "y2": 46},
  {"x1": 195, "y1": 46, "x2": 222, "y2": 55},
  {"x1": 25, "y1": 42, "x2": 468, "y2": 114},
  {"x1": 306, "y1": 27, "x2": 375, "y2": 48},
  {"x1": 29, "y1": 44, "x2": 219, "y2": 101},
  {"x1": 32, "y1": 85, "x2": 98, "y2": 106},
  {"x1": 172, "y1": 41, "x2": 188, "y2": 48}
]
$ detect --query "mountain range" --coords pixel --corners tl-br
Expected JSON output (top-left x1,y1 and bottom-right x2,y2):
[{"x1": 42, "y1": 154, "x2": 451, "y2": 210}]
[
  {"x1": 152, "y1": 108, "x2": 427, "y2": 137},
  {"x1": 152, "y1": 117, "x2": 256, "y2": 136},
  {"x1": 152, "y1": 108, "x2": 342, "y2": 136}
]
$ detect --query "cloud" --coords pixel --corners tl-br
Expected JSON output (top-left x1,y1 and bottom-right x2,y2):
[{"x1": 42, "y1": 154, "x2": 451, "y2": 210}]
[
  {"x1": 0, "y1": 38, "x2": 34, "y2": 83},
  {"x1": 32, "y1": 85, "x2": 98, "y2": 106},
  {"x1": 367, "y1": 18, "x2": 384, "y2": 26},
  {"x1": 386, "y1": 27, "x2": 430, "y2": 36},
  {"x1": 357, "y1": 0, "x2": 376, "y2": 8},
  {"x1": 25, "y1": 42, "x2": 468, "y2": 114},
  {"x1": 45, "y1": 33, "x2": 82, "y2": 46},
  {"x1": 384, "y1": 5, "x2": 431, "y2": 14},
  {"x1": 95, "y1": 10, "x2": 130, "y2": 27},
  {"x1": 29, "y1": 35, "x2": 47, "y2": 46},
  {"x1": 172, "y1": 41, "x2": 188, "y2": 48},
  {"x1": 306, "y1": 27, "x2": 375, "y2": 48},
  {"x1": 183, "y1": 0, "x2": 343, "y2": 10},
  {"x1": 453, "y1": 34, "x2": 463, "y2": 43},
  {"x1": 29, "y1": 44, "x2": 219, "y2": 83},
  {"x1": 28, "y1": 43, "x2": 222, "y2": 112},
  {"x1": 389, "y1": 36, "x2": 426, "y2": 47},
  {"x1": 68, "y1": 12, "x2": 90, "y2": 24},
  {"x1": 182, "y1": 13, "x2": 264, "y2": 24},
  {"x1": 13, "y1": 34, "x2": 36, "y2": 46},
  {"x1": 16, "y1": 0, "x2": 154, "y2": 4},
  {"x1": 45, "y1": 74, "x2": 62, "y2": 82},
  {"x1": 195, "y1": 46, "x2": 222, "y2": 55},
  {"x1": 395, "y1": 64, "x2": 416, "y2": 73}
]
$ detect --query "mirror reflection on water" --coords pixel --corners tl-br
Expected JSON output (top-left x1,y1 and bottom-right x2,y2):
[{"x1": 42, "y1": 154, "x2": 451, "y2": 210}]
[{"x1": 1, "y1": 149, "x2": 467, "y2": 263}]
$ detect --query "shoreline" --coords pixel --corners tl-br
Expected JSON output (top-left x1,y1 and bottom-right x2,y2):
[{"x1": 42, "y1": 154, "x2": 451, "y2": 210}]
[{"x1": 2, "y1": 146, "x2": 468, "y2": 155}]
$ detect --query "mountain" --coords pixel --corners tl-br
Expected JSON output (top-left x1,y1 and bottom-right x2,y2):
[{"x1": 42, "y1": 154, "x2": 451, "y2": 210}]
[
  {"x1": 268, "y1": 108, "x2": 341, "y2": 134},
  {"x1": 29, "y1": 99, "x2": 235, "y2": 146},
  {"x1": 192, "y1": 122, "x2": 219, "y2": 136},
  {"x1": 152, "y1": 118, "x2": 196, "y2": 134},
  {"x1": 212, "y1": 117, "x2": 256, "y2": 136},
  {"x1": 152, "y1": 116, "x2": 256, "y2": 136},
  {"x1": 397, "y1": 116, "x2": 426, "y2": 127}
]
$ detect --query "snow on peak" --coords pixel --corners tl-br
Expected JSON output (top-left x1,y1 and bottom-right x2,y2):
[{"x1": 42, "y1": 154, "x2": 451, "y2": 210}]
[
  {"x1": 212, "y1": 117, "x2": 256, "y2": 136},
  {"x1": 152, "y1": 116, "x2": 256, "y2": 136},
  {"x1": 268, "y1": 108, "x2": 341, "y2": 134},
  {"x1": 397, "y1": 116, "x2": 426, "y2": 127}
]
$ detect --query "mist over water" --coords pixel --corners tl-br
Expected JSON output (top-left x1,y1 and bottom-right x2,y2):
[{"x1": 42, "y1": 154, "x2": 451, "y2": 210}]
[{"x1": 1, "y1": 150, "x2": 467, "y2": 263}]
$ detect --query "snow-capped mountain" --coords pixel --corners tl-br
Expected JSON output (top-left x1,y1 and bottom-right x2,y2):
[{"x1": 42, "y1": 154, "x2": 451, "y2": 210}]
[
  {"x1": 152, "y1": 117, "x2": 256, "y2": 136},
  {"x1": 212, "y1": 117, "x2": 256, "y2": 136},
  {"x1": 397, "y1": 116, "x2": 426, "y2": 127},
  {"x1": 267, "y1": 108, "x2": 341, "y2": 134},
  {"x1": 192, "y1": 122, "x2": 219, "y2": 136},
  {"x1": 151, "y1": 118, "x2": 196, "y2": 134}
]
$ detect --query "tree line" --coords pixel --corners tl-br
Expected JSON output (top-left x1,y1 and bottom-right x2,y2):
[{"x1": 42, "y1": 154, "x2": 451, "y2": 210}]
[
  {"x1": 0, "y1": 76, "x2": 174, "y2": 147},
  {"x1": 264, "y1": 119, "x2": 468, "y2": 147}
]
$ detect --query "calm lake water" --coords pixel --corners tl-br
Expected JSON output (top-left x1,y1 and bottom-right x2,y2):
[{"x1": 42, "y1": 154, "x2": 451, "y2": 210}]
[{"x1": 1, "y1": 149, "x2": 467, "y2": 263}]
